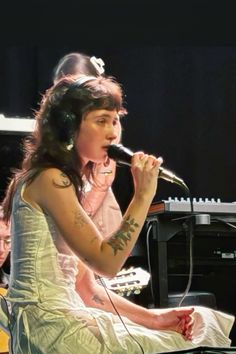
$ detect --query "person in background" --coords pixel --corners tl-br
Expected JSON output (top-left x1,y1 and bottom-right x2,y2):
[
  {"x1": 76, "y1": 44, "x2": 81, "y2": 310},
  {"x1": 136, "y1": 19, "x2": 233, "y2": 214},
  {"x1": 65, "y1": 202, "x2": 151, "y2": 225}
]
[
  {"x1": 0, "y1": 207, "x2": 10, "y2": 354},
  {"x1": 53, "y1": 52, "x2": 129, "y2": 299},
  {"x1": 0, "y1": 207, "x2": 10, "y2": 288},
  {"x1": 52, "y1": 52, "x2": 123, "y2": 237},
  {"x1": 1, "y1": 73, "x2": 234, "y2": 353}
]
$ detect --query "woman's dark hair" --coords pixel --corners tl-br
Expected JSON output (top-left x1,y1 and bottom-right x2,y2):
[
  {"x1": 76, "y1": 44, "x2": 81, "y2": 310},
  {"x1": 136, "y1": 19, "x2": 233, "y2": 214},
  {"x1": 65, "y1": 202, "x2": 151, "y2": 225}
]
[
  {"x1": 52, "y1": 52, "x2": 104, "y2": 83},
  {"x1": 2, "y1": 75, "x2": 127, "y2": 222}
]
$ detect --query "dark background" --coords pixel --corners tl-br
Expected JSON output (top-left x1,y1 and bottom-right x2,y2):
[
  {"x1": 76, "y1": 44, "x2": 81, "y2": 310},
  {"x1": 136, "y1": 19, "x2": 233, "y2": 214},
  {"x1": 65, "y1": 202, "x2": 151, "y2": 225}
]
[
  {"x1": 1, "y1": 1, "x2": 236, "y2": 209},
  {"x1": 1, "y1": 0, "x2": 236, "y2": 344},
  {"x1": 1, "y1": 45, "x2": 236, "y2": 209}
]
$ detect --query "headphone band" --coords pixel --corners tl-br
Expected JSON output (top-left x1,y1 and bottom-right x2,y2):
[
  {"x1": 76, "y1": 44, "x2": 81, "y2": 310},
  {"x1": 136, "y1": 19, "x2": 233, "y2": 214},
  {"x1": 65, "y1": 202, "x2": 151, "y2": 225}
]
[
  {"x1": 72, "y1": 75, "x2": 97, "y2": 88},
  {"x1": 61, "y1": 75, "x2": 97, "y2": 101}
]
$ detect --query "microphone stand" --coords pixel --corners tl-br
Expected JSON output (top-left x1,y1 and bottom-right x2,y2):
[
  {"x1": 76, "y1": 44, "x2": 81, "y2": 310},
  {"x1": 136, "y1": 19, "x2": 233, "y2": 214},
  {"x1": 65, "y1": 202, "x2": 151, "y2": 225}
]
[{"x1": 171, "y1": 185, "x2": 210, "y2": 307}]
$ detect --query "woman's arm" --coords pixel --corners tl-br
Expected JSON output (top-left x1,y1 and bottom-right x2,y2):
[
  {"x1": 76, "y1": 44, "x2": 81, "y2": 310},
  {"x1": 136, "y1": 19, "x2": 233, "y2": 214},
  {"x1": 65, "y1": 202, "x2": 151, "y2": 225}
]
[
  {"x1": 76, "y1": 261, "x2": 193, "y2": 339},
  {"x1": 76, "y1": 260, "x2": 149, "y2": 323},
  {"x1": 24, "y1": 153, "x2": 161, "y2": 278}
]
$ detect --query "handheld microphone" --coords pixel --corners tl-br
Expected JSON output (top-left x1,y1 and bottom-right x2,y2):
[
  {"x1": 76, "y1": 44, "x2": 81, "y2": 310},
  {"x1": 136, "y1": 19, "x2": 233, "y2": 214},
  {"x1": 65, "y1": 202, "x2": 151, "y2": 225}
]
[{"x1": 107, "y1": 144, "x2": 188, "y2": 189}]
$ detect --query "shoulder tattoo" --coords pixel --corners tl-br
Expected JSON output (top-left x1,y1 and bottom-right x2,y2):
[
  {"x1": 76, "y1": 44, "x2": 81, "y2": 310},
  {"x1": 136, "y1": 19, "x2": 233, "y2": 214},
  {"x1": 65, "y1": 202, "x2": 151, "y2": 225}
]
[{"x1": 52, "y1": 172, "x2": 71, "y2": 188}]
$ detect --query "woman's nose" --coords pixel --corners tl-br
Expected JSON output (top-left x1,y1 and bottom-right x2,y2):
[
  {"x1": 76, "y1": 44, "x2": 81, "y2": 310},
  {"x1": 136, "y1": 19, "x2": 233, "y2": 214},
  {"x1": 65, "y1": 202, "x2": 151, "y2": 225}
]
[{"x1": 106, "y1": 125, "x2": 118, "y2": 141}]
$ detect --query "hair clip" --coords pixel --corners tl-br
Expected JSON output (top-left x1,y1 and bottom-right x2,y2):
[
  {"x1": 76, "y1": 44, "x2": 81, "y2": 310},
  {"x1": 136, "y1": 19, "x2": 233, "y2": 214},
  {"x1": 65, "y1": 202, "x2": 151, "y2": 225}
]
[{"x1": 90, "y1": 56, "x2": 105, "y2": 75}]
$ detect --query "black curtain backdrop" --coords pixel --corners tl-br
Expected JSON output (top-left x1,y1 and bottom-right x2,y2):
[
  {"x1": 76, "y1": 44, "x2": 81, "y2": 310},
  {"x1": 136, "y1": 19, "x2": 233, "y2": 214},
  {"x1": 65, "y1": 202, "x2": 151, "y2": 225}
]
[
  {"x1": 0, "y1": 43, "x2": 236, "y2": 345},
  {"x1": 1, "y1": 1, "x2": 236, "y2": 343},
  {"x1": 1, "y1": 46, "x2": 236, "y2": 211}
]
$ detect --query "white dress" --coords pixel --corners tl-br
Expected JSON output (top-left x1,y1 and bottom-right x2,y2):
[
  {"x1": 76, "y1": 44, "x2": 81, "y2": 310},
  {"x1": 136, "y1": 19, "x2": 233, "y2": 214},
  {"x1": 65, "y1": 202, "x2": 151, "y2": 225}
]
[{"x1": 0, "y1": 182, "x2": 234, "y2": 354}]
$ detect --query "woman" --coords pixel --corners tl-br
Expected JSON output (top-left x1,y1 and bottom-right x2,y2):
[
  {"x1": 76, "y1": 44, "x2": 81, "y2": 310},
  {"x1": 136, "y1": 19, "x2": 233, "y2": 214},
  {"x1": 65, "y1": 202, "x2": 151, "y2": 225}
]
[{"x1": 1, "y1": 75, "x2": 234, "y2": 353}]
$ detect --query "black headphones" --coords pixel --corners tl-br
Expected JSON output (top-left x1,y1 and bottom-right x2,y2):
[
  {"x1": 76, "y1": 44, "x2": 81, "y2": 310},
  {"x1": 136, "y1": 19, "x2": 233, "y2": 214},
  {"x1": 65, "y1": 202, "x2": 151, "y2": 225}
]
[
  {"x1": 67, "y1": 75, "x2": 97, "y2": 90},
  {"x1": 50, "y1": 76, "x2": 97, "y2": 144}
]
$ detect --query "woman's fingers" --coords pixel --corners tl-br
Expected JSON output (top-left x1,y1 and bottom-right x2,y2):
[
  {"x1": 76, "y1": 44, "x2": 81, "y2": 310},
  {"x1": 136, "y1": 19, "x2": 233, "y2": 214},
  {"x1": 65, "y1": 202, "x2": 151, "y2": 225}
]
[
  {"x1": 132, "y1": 152, "x2": 163, "y2": 170},
  {"x1": 179, "y1": 314, "x2": 194, "y2": 340}
]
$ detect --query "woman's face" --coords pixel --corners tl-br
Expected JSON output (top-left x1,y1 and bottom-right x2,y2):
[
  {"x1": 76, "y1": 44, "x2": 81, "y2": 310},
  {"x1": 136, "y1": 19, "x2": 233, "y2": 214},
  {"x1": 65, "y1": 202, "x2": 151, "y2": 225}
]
[
  {"x1": 75, "y1": 109, "x2": 121, "y2": 165},
  {"x1": 0, "y1": 221, "x2": 11, "y2": 268}
]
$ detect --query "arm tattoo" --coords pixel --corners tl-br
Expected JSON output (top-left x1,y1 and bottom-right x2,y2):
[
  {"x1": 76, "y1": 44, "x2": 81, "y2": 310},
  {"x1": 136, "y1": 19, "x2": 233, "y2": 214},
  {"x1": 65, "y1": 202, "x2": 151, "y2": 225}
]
[
  {"x1": 107, "y1": 215, "x2": 139, "y2": 255},
  {"x1": 73, "y1": 210, "x2": 88, "y2": 228},
  {"x1": 60, "y1": 172, "x2": 71, "y2": 186},
  {"x1": 52, "y1": 172, "x2": 71, "y2": 188},
  {"x1": 92, "y1": 294, "x2": 105, "y2": 306},
  {"x1": 82, "y1": 257, "x2": 91, "y2": 267}
]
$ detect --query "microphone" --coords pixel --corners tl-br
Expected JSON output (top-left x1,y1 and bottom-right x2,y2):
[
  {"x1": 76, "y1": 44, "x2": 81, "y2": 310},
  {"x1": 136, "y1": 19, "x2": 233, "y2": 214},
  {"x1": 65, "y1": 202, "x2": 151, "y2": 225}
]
[{"x1": 107, "y1": 144, "x2": 187, "y2": 189}]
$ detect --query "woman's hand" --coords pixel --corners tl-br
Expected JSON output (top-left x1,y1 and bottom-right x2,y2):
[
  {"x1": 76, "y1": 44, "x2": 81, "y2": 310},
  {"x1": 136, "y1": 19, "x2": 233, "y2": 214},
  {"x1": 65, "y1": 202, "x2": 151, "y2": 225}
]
[
  {"x1": 131, "y1": 152, "x2": 163, "y2": 202},
  {"x1": 147, "y1": 307, "x2": 194, "y2": 340}
]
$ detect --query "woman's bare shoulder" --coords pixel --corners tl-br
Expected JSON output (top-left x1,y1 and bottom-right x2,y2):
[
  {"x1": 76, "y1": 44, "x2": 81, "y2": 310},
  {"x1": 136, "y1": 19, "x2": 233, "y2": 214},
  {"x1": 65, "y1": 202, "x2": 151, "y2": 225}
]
[{"x1": 36, "y1": 168, "x2": 71, "y2": 188}]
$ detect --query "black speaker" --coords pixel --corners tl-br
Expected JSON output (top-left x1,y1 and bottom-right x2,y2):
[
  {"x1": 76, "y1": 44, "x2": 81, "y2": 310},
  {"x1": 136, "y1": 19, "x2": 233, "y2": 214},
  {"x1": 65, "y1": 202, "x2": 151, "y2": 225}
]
[
  {"x1": 0, "y1": 115, "x2": 34, "y2": 201},
  {"x1": 0, "y1": 134, "x2": 25, "y2": 200}
]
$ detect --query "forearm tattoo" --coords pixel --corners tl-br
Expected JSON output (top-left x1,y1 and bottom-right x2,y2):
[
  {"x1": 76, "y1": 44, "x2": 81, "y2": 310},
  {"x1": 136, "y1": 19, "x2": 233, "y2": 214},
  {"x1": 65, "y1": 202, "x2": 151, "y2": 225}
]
[
  {"x1": 51, "y1": 173, "x2": 88, "y2": 228},
  {"x1": 107, "y1": 215, "x2": 139, "y2": 255},
  {"x1": 73, "y1": 210, "x2": 88, "y2": 228},
  {"x1": 92, "y1": 294, "x2": 105, "y2": 306}
]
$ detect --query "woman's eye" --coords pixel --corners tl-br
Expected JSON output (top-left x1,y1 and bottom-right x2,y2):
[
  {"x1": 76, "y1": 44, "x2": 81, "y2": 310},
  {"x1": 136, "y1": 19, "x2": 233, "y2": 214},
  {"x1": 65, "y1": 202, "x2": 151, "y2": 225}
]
[
  {"x1": 97, "y1": 119, "x2": 105, "y2": 124},
  {"x1": 113, "y1": 119, "x2": 119, "y2": 126}
]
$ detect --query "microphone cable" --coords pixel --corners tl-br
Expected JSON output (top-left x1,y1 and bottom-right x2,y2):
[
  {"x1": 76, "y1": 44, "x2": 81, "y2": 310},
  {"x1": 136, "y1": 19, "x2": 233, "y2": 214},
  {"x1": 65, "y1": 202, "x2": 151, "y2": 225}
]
[
  {"x1": 97, "y1": 275, "x2": 145, "y2": 354},
  {"x1": 145, "y1": 220, "x2": 156, "y2": 306},
  {"x1": 171, "y1": 184, "x2": 195, "y2": 307}
]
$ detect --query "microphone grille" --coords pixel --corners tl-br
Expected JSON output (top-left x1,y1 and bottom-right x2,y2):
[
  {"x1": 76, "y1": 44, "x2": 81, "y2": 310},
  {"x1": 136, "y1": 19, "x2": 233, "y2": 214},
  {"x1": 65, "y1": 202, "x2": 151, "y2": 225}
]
[{"x1": 107, "y1": 144, "x2": 133, "y2": 165}]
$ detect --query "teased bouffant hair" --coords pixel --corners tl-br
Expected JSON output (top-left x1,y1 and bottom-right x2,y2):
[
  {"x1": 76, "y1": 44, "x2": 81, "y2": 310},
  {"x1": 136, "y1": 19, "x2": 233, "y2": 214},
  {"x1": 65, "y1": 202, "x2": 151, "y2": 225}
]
[{"x1": 52, "y1": 52, "x2": 103, "y2": 83}]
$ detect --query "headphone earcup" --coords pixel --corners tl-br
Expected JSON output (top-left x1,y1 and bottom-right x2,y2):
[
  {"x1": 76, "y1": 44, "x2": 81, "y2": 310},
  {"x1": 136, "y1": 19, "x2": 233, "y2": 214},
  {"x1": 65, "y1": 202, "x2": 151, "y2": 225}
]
[{"x1": 50, "y1": 106, "x2": 77, "y2": 144}]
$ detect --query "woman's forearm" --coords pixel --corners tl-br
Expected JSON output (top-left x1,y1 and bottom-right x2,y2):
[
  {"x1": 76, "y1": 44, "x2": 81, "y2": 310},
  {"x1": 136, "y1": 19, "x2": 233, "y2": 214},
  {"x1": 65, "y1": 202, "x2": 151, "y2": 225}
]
[
  {"x1": 96, "y1": 194, "x2": 153, "y2": 277},
  {"x1": 78, "y1": 274, "x2": 151, "y2": 327}
]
